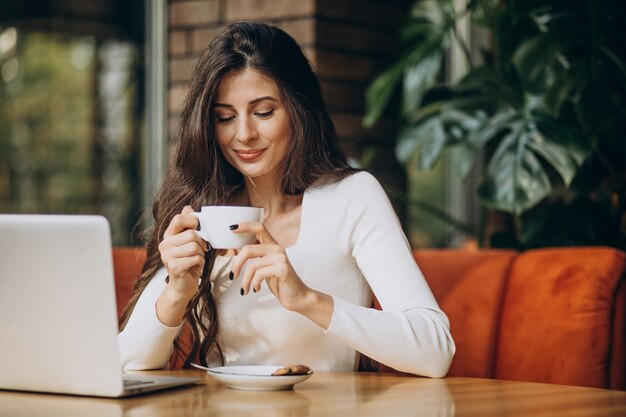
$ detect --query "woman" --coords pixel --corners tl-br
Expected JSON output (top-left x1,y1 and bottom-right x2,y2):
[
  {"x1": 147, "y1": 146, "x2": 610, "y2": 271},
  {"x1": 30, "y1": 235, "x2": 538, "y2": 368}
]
[{"x1": 118, "y1": 22, "x2": 455, "y2": 377}]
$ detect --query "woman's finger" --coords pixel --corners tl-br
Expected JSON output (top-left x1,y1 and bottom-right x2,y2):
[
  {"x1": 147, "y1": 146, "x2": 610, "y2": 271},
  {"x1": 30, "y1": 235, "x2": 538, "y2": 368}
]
[
  {"x1": 165, "y1": 254, "x2": 205, "y2": 277},
  {"x1": 161, "y1": 204, "x2": 208, "y2": 252},
  {"x1": 248, "y1": 263, "x2": 285, "y2": 294},
  {"x1": 230, "y1": 221, "x2": 276, "y2": 245},
  {"x1": 162, "y1": 229, "x2": 208, "y2": 251},
  {"x1": 230, "y1": 243, "x2": 280, "y2": 279},
  {"x1": 238, "y1": 257, "x2": 276, "y2": 295},
  {"x1": 161, "y1": 240, "x2": 205, "y2": 260},
  {"x1": 163, "y1": 206, "x2": 200, "y2": 238}
]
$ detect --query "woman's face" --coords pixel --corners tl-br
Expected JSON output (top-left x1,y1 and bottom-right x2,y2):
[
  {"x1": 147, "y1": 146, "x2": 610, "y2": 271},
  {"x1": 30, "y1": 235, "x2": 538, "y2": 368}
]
[{"x1": 213, "y1": 68, "x2": 290, "y2": 185}]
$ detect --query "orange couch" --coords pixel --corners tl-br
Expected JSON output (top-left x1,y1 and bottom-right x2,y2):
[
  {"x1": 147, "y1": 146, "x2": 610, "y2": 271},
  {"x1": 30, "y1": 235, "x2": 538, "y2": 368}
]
[{"x1": 112, "y1": 246, "x2": 626, "y2": 390}]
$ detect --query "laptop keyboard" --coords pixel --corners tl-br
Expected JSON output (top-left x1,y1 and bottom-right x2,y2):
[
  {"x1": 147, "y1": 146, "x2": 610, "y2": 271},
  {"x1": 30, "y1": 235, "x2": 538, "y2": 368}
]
[{"x1": 123, "y1": 379, "x2": 155, "y2": 387}]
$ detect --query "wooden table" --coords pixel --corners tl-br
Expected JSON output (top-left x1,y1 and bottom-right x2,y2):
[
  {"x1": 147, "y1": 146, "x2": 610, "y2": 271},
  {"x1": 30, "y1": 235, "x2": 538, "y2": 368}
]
[{"x1": 1, "y1": 371, "x2": 625, "y2": 416}]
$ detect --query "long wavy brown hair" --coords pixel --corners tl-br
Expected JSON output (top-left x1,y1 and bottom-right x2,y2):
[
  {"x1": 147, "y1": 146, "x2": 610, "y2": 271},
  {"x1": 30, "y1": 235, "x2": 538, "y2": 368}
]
[{"x1": 119, "y1": 22, "x2": 356, "y2": 368}]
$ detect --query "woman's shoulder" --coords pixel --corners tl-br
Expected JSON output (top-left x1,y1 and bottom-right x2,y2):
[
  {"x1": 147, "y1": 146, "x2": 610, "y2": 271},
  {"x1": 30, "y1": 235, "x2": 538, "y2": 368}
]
[
  {"x1": 304, "y1": 171, "x2": 389, "y2": 220},
  {"x1": 308, "y1": 170, "x2": 382, "y2": 196}
]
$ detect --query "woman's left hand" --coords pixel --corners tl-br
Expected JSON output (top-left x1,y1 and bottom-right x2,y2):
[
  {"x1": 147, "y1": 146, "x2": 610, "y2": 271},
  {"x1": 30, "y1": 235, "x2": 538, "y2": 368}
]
[{"x1": 229, "y1": 222, "x2": 311, "y2": 312}]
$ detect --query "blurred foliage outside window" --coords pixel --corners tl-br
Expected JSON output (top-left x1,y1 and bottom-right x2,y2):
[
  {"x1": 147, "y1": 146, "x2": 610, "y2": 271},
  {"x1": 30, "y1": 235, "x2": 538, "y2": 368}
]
[
  {"x1": 0, "y1": 26, "x2": 143, "y2": 245},
  {"x1": 405, "y1": 154, "x2": 448, "y2": 247}
]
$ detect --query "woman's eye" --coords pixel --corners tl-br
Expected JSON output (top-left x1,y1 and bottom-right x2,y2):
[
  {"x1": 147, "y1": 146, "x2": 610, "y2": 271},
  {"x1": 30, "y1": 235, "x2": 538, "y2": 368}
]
[
  {"x1": 255, "y1": 110, "x2": 275, "y2": 119},
  {"x1": 216, "y1": 115, "x2": 235, "y2": 124}
]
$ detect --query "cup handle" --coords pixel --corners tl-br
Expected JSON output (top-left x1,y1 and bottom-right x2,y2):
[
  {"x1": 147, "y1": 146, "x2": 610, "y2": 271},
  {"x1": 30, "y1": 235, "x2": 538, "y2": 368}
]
[{"x1": 190, "y1": 212, "x2": 208, "y2": 242}]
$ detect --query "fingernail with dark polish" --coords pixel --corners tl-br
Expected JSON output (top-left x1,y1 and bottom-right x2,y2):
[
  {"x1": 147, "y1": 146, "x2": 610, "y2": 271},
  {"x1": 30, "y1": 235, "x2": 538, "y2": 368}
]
[
  {"x1": 253, "y1": 288, "x2": 257, "y2": 293},
  {"x1": 240, "y1": 288, "x2": 244, "y2": 296},
  {"x1": 229, "y1": 224, "x2": 239, "y2": 230},
  {"x1": 229, "y1": 271, "x2": 234, "y2": 280}
]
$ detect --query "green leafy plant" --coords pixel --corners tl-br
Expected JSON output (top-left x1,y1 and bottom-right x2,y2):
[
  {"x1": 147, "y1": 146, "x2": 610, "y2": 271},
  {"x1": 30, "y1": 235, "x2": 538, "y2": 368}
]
[{"x1": 365, "y1": 0, "x2": 626, "y2": 249}]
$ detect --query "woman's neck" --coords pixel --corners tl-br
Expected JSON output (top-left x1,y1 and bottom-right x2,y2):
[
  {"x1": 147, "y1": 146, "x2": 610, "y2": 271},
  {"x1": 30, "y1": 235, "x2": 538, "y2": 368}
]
[{"x1": 242, "y1": 176, "x2": 300, "y2": 219}]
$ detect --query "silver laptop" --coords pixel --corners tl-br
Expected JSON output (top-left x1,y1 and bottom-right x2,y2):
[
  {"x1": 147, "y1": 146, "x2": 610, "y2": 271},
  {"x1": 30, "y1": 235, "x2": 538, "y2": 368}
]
[{"x1": 0, "y1": 214, "x2": 199, "y2": 397}]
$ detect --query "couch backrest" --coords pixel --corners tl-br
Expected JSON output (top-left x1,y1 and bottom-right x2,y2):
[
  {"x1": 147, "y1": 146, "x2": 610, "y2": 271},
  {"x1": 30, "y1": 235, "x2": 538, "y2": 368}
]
[
  {"x1": 415, "y1": 250, "x2": 517, "y2": 378},
  {"x1": 496, "y1": 247, "x2": 626, "y2": 389},
  {"x1": 112, "y1": 246, "x2": 626, "y2": 389},
  {"x1": 112, "y1": 247, "x2": 147, "y2": 317},
  {"x1": 367, "y1": 247, "x2": 626, "y2": 389}
]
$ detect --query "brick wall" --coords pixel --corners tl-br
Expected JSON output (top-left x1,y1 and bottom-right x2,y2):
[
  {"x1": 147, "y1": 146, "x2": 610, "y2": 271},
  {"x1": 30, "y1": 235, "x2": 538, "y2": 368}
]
[
  {"x1": 314, "y1": 0, "x2": 411, "y2": 192},
  {"x1": 168, "y1": 0, "x2": 411, "y2": 197}
]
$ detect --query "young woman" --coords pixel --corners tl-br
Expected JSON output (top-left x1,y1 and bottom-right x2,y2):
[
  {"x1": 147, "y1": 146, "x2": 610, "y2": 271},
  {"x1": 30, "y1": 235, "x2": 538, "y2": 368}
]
[{"x1": 118, "y1": 22, "x2": 455, "y2": 377}]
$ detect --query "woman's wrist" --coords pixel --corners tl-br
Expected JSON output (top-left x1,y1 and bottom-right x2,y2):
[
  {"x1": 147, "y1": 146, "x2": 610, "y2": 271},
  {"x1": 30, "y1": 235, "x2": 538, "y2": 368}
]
[
  {"x1": 292, "y1": 289, "x2": 334, "y2": 330},
  {"x1": 156, "y1": 285, "x2": 192, "y2": 327}
]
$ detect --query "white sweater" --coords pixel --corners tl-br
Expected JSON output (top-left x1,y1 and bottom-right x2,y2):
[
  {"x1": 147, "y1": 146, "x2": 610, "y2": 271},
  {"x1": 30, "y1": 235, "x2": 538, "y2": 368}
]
[{"x1": 118, "y1": 172, "x2": 455, "y2": 377}]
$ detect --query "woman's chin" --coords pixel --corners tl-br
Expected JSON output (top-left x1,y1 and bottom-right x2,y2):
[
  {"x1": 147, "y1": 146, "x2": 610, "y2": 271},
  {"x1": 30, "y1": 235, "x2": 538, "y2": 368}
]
[{"x1": 238, "y1": 169, "x2": 265, "y2": 182}]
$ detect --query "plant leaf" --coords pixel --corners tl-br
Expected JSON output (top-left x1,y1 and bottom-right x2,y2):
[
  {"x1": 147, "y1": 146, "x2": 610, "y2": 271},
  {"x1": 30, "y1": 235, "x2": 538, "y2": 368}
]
[
  {"x1": 449, "y1": 143, "x2": 477, "y2": 180},
  {"x1": 477, "y1": 124, "x2": 551, "y2": 213},
  {"x1": 395, "y1": 117, "x2": 446, "y2": 170},
  {"x1": 532, "y1": 110, "x2": 591, "y2": 163},
  {"x1": 418, "y1": 117, "x2": 447, "y2": 170},
  {"x1": 402, "y1": 51, "x2": 442, "y2": 115},
  {"x1": 467, "y1": 109, "x2": 518, "y2": 148},
  {"x1": 395, "y1": 119, "x2": 436, "y2": 165},
  {"x1": 363, "y1": 57, "x2": 408, "y2": 128},
  {"x1": 365, "y1": 0, "x2": 455, "y2": 128},
  {"x1": 449, "y1": 109, "x2": 518, "y2": 180},
  {"x1": 405, "y1": 0, "x2": 454, "y2": 36},
  {"x1": 441, "y1": 107, "x2": 484, "y2": 132},
  {"x1": 527, "y1": 129, "x2": 578, "y2": 186},
  {"x1": 513, "y1": 35, "x2": 560, "y2": 93},
  {"x1": 543, "y1": 65, "x2": 579, "y2": 117},
  {"x1": 405, "y1": 93, "x2": 507, "y2": 125}
]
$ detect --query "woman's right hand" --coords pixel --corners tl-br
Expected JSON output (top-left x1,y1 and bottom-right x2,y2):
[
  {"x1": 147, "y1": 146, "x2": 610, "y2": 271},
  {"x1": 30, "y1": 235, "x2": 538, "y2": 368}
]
[{"x1": 157, "y1": 206, "x2": 208, "y2": 324}]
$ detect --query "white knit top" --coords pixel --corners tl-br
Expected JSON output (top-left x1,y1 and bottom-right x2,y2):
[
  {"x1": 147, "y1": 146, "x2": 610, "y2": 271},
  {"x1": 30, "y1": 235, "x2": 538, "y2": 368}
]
[{"x1": 118, "y1": 171, "x2": 455, "y2": 377}]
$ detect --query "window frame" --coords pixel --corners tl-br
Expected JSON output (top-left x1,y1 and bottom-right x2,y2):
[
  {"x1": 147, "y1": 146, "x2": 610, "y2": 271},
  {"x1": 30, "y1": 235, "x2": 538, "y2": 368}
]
[{"x1": 143, "y1": 0, "x2": 168, "y2": 211}]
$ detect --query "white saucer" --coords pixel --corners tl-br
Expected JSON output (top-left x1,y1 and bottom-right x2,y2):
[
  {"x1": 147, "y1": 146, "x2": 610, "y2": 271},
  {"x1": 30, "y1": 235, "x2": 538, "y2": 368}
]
[{"x1": 206, "y1": 366, "x2": 313, "y2": 391}]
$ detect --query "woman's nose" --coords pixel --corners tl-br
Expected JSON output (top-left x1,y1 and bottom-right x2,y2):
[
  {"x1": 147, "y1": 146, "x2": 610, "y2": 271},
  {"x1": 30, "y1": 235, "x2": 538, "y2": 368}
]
[{"x1": 235, "y1": 117, "x2": 257, "y2": 143}]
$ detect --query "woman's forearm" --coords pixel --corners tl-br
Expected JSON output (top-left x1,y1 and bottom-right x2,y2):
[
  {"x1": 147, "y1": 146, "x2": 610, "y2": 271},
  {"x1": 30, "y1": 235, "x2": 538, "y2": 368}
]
[{"x1": 156, "y1": 285, "x2": 193, "y2": 327}]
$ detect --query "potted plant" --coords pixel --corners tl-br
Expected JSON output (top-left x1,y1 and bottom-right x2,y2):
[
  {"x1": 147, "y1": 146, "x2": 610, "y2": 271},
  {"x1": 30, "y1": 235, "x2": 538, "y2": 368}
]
[{"x1": 364, "y1": 0, "x2": 626, "y2": 249}]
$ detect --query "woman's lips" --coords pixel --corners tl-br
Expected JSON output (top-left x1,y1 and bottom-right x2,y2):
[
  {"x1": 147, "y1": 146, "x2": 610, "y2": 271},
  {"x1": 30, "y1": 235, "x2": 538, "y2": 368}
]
[{"x1": 234, "y1": 148, "x2": 265, "y2": 161}]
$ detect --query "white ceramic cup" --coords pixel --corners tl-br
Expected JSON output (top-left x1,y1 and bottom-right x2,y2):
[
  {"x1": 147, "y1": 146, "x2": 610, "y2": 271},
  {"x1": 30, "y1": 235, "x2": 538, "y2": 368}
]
[{"x1": 191, "y1": 206, "x2": 264, "y2": 249}]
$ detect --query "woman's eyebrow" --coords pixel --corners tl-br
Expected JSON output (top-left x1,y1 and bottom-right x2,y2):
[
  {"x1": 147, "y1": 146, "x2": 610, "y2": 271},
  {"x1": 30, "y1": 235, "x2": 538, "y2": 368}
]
[
  {"x1": 213, "y1": 96, "x2": 278, "y2": 108},
  {"x1": 249, "y1": 96, "x2": 278, "y2": 105}
]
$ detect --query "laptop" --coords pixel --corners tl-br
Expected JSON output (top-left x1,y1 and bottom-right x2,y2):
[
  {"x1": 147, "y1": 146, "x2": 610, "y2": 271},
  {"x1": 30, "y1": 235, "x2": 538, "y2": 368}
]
[{"x1": 0, "y1": 214, "x2": 200, "y2": 397}]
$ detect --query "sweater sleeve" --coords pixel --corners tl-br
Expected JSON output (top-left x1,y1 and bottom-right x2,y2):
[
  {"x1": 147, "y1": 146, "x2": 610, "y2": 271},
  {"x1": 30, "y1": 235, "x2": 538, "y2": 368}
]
[
  {"x1": 324, "y1": 172, "x2": 455, "y2": 377},
  {"x1": 117, "y1": 267, "x2": 182, "y2": 370}
]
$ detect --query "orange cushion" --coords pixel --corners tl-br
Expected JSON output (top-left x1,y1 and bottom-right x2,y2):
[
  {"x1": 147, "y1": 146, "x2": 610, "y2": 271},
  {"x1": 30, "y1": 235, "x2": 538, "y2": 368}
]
[
  {"x1": 415, "y1": 250, "x2": 517, "y2": 377},
  {"x1": 611, "y1": 280, "x2": 626, "y2": 389},
  {"x1": 111, "y1": 247, "x2": 192, "y2": 369},
  {"x1": 112, "y1": 247, "x2": 147, "y2": 317},
  {"x1": 495, "y1": 247, "x2": 626, "y2": 388}
]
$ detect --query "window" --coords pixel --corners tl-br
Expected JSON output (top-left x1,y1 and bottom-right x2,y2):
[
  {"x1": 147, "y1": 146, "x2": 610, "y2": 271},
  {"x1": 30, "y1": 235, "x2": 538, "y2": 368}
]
[
  {"x1": 406, "y1": 8, "x2": 485, "y2": 249},
  {"x1": 0, "y1": 0, "x2": 149, "y2": 245}
]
